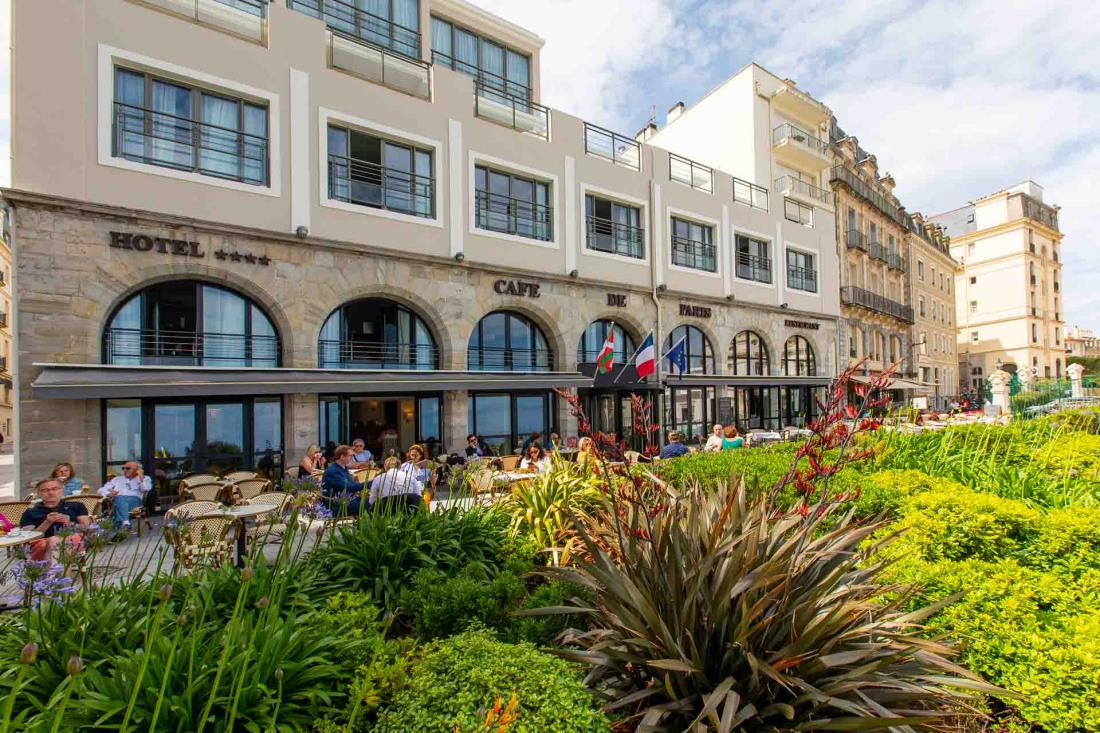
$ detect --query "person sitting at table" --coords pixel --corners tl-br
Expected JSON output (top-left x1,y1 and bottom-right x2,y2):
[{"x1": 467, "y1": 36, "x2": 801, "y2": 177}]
[
  {"x1": 349, "y1": 438, "x2": 374, "y2": 469},
  {"x1": 548, "y1": 432, "x2": 562, "y2": 451},
  {"x1": 369, "y1": 457, "x2": 424, "y2": 511},
  {"x1": 299, "y1": 445, "x2": 326, "y2": 478},
  {"x1": 520, "y1": 432, "x2": 542, "y2": 455},
  {"x1": 97, "y1": 461, "x2": 151, "y2": 531},
  {"x1": 51, "y1": 462, "x2": 85, "y2": 496},
  {"x1": 400, "y1": 444, "x2": 433, "y2": 486},
  {"x1": 703, "y1": 425, "x2": 724, "y2": 453},
  {"x1": 721, "y1": 426, "x2": 744, "y2": 450},
  {"x1": 519, "y1": 443, "x2": 551, "y2": 473},
  {"x1": 21, "y1": 478, "x2": 91, "y2": 562},
  {"x1": 320, "y1": 445, "x2": 364, "y2": 516},
  {"x1": 575, "y1": 437, "x2": 596, "y2": 468},
  {"x1": 658, "y1": 431, "x2": 690, "y2": 460},
  {"x1": 465, "y1": 434, "x2": 493, "y2": 459}
]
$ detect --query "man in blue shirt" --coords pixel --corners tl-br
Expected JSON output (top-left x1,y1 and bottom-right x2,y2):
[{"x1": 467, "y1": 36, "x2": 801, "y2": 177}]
[
  {"x1": 321, "y1": 444, "x2": 364, "y2": 516},
  {"x1": 658, "y1": 431, "x2": 690, "y2": 460}
]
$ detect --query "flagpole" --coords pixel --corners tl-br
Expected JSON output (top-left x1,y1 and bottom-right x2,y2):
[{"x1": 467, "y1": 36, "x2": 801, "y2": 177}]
[{"x1": 612, "y1": 337, "x2": 645, "y2": 384}]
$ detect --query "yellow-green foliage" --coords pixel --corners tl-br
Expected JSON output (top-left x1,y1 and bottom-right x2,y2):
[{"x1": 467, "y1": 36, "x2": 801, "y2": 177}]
[
  {"x1": 502, "y1": 461, "x2": 603, "y2": 564},
  {"x1": 1029, "y1": 432, "x2": 1100, "y2": 482}
]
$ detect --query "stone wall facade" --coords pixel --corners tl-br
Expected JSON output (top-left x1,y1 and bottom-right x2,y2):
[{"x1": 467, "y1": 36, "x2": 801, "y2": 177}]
[{"x1": 10, "y1": 195, "x2": 839, "y2": 491}]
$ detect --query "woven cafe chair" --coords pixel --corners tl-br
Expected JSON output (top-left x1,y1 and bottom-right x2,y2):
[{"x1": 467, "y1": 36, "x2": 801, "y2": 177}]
[
  {"x1": 0, "y1": 501, "x2": 31, "y2": 528},
  {"x1": 232, "y1": 479, "x2": 270, "y2": 502},
  {"x1": 498, "y1": 455, "x2": 521, "y2": 472},
  {"x1": 173, "y1": 515, "x2": 235, "y2": 571},
  {"x1": 184, "y1": 482, "x2": 229, "y2": 503},
  {"x1": 179, "y1": 474, "x2": 218, "y2": 490},
  {"x1": 466, "y1": 469, "x2": 497, "y2": 504},
  {"x1": 244, "y1": 491, "x2": 292, "y2": 543},
  {"x1": 224, "y1": 471, "x2": 258, "y2": 482},
  {"x1": 63, "y1": 494, "x2": 104, "y2": 520}
]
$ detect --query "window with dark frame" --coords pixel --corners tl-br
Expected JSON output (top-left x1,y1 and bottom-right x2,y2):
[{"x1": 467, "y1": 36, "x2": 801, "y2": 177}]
[
  {"x1": 735, "y1": 234, "x2": 771, "y2": 283},
  {"x1": 786, "y1": 249, "x2": 817, "y2": 292},
  {"x1": 729, "y1": 330, "x2": 770, "y2": 376},
  {"x1": 663, "y1": 325, "x2": 714, "y2": 374},
  {"x1": 289, "y1": 0, "x2": 421, "y2": 60},
  {"x1": 113, "y1": 67, "x2": 269, "y2": 186},
  {"x1": 670, "y1": 217, "x2": 716, "y2": 272},
  {"x1": 327, "y1": 124, "x2": 434, "y2": 218},
  {"x1": 783, "y1": 197, "x2": 813, "y2": 227},
  {"x1": 783, "y1": 336, "x2": 816, "y2": 376},
  {"x1": 585, "y1": 195, "x2": 644, "y2": 259},
  {"x1": 474, "y1": 165, "x2": 552, "y2": 241},
  {"x1": 431, "y1": 15, "x2": 531, "y2": 101},
  {"x1": 468, "y1": 310, "x2": 553, "y2": 372}
]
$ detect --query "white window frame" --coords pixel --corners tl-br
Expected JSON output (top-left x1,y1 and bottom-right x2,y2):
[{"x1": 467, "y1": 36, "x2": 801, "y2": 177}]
[
  {"x1": 578, "y1": 183, "x2": 649, "y2": 265},
  {"x1": 666, "y1": 207, "x2": 721, "y2": 279},
  {"x1": 468, "y1": 151, "x2": 560, "y2": 249},
  {"x1": 97, "y1": 44, "x2": 281, "y2": 196},
  {"x1": 319, "y1": 107, "x2": 444, "y2": 228}
]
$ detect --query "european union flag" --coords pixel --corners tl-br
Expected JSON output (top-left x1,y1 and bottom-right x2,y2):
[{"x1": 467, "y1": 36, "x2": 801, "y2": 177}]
[{"x1": 663, "y1": 336, "x2": 688, "y2": 376}]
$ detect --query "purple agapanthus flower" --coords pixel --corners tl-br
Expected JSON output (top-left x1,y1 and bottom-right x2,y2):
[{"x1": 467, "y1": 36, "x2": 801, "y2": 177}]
[{"x1": 12, "y1": 560, "x2": 76, "y2": 607}]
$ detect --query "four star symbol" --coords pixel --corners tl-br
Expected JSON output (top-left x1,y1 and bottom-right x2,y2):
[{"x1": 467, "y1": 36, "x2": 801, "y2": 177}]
[{"x1": 213, "y1": 249, "x2": 270, "y2": 266}]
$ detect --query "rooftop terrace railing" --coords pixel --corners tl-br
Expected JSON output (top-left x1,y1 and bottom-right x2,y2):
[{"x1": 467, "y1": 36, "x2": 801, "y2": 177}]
[
  {"x1": 583, "y1": 122, "x2": 640, "y2": 170},
  {"x1": 289, "y1": 0, "x2": 421, "y2": 60}
]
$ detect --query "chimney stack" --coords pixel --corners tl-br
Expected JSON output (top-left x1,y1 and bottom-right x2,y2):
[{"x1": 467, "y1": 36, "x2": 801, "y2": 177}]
[{"x1": 667, "y1": 101, "x2": 685, "y2": 124}]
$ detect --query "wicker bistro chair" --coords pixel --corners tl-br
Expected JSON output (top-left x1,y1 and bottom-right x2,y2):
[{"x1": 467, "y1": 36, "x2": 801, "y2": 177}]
[
  {"x1": 0, "y1": 501, "x2": 31, "y2": 528},
  {"x1": 498, "y1": 455, "x2": 521, "y2": 472},
  {"x1": 466, "y1": 469, "x2": 498, "y2": 504},
  {"x1": 163, "y1": 501, "x2": 232, "y2": 571},
  {"x1": 224, "y1": 471, "x2": 258, "y2": 482},
  {"x1": 184, "y1": 482, "x2": 230, "y2": 503},
  {"x1": 63, "y1": 494, "x2": 104, "y2": 520},
  {"x1": 179, "y1": 474, "x2": 218, "y2": 490},
  {"x1": 232, "y1": 479, "x2": 271, "y2": 502},
  {"x1": 244, "y1": 492, "x2": 292, "y2": 544}
]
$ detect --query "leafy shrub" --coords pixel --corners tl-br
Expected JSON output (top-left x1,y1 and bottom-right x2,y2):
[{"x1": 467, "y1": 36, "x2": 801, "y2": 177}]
[
  {"x1": 373, "y1": 628, "x2": 609, "y2": 733},
  {"x1": 1035, "y1": 405, "x2": 1100, "y2": 434},
  {"x1": 308, "y1": 506, "x2": 512, "y2": 609},
  {"x1": 502, "y1": 463, "x2": 603, "y2": 565},
  {"x1": 400, "y1": 566, "x2": 526, "y2": 641},
  {"x1": 537, "y1": 479, "x2": 993, "y2": 731},
  {"x1": 1028, "y1": 506, "x2": 1100, "y2": 575},
  {"x1": 652, "y1": 443, "x2": 802, "y2": 491},
  {"x1": 844, "y1": 469, "x2": 967, "y2": 521},
  {"x1": 504, "y1": 580, "x2": 592, "y2": 648}
]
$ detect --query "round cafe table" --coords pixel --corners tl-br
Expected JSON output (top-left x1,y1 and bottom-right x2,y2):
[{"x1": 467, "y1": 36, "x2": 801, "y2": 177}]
[
  {"x1": 201, "y1": 504, "x2": 274, "y2": 567},
  {"x1": 0, "y1": 528, "x2": 46, "y2": 551}
]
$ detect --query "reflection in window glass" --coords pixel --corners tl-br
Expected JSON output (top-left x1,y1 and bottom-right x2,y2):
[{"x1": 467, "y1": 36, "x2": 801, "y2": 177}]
[{"x1": 106, "y1": 399, "x2": 143, "y2": 472}]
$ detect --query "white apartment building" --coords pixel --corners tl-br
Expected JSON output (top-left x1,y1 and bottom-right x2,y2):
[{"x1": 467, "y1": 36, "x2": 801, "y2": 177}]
[{"x1": 5, "y1": 0, "x2": 840, "y2": 492}]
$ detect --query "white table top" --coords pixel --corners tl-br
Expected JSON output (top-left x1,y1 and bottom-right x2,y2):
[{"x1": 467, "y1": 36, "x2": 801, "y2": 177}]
[
  {"x1": 201, "y1": 504, "x2": 273, "y2": 519},
  {"x1": 0, "y1": 529, "x2": 45, "y2": 548},
  {"x1": 495, "y1": 471, "x2": 540, "y2": 483}
]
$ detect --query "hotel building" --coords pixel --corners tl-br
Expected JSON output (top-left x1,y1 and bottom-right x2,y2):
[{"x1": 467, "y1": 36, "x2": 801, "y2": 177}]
[
  {"x1": 907, "y1": 213, "x2": 958, "y2": 409},
  {"x1": 933, "y1": 181, "x2": 1064, "y2": 387},
  {"x1": 1065, "y1": 326, "x2": 1099, "y2": 361},
  {"x1": 0, "y1": 209, "x2": 11, "y2": 442},
  {"x1": 5, "y1": 0, "x2": 840, "y2": 493}
]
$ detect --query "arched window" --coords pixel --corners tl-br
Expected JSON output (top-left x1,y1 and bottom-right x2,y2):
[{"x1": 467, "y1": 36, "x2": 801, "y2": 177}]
[
  {"x1": 318, "y1": 298, "x2": 437, "y2": 369},
  {"x1": 664, "y1": 325, "x2": 714, "y2": 374},
  {"x1": 103, "y1": 280, "x2": 279, "y2": 367},
  {"x1": 577, "y1": 320, "x2": 636, "y2": 365},
  {"x1": 783, "y1": 336, "x2": 816, "y2": 376},
  {"x1": 468, "y1": 311, "x2": 552, "y2": 372},
  {"x1": 730, "y1": 330, "x2": 770, "y2": 375}
]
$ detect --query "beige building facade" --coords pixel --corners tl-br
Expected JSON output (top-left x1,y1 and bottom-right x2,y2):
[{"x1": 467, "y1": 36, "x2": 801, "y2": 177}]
[
  {"x1": 1065, "y1": 326, "x2": 1099, "y2": 360},
  {"x1": 933, "y1": 181, "x2": 1064, "y2": 389},
  {"x1": 0, "y1": 208, "x2": 12, "y2": 443},
  {"x1": 907, "y1": 214, "x2": 957, "y2": 409},
  {"x1": 6, "y1": 0, "x2": 840, "y2": 492}
]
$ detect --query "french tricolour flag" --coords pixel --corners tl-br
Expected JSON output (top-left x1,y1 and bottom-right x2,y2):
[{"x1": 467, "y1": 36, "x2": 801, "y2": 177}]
[{"x1": 634, "y1": 332, "x2": 656, "y2": 379}]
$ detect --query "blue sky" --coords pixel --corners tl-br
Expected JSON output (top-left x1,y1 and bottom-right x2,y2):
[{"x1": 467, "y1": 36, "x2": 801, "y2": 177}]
[{"x1": 1, "y1": 0, "x2": 1096, "y2": 330}]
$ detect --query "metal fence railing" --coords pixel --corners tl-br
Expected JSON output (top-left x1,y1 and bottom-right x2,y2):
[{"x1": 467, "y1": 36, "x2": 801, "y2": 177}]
[
  {"x1": 671, "y1": 236, "x2": 716, "y2": 272},
  {"x1": 104, "y1": 328, "x2": 280, "y2": 366},
  {"x1": 583, "y1": 122, "x2": 640, "y2": 170},
  {"x1": 669, "y1": 153, "x2": 713, "y2": 193},
  {"x1": 586, "y1": 215, "x2": 644, "y2": 259},
  {"x1": 317, "y1": 339, "x2": 438, "y2": 369},
  {"x1": 288, "y1": 0, "x2": 420, "y2": 60},
  {"x1": 327, "y1": 153, "x2": 435, "y2": 218},
  {"x1": 474, "y1": 189, "x2": 553, "y2": 241}
]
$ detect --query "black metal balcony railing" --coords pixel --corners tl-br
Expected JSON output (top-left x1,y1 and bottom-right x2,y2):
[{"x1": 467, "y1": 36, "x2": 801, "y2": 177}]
[
  {"x1": 732, "y1": 177, "x2": 769, "y2": 210},
  {"x1": 671, "y1": 236, "x2": 716, "y2": 272},
  {"x1": 736, "y1": 252, "x2": 772, "y2": 283},
  {"x1": 586, "y1": 216, "x2": 644, "y2": 259},
  {"x1": 887, "y1": 252, "x2": 907, "y2": 272},
  {"x1": 288, "y1": 0, "x2": 420, "y2": 60},
  {"x1": 328, "y1": 153, "x2": 434, "y2": 218},
  {"x1": 468, "y1": 346, "x2": 554, "y2": 373},
  {"x1": 113, "y1": 102, "x2": 269, "y2": 186},
  {"x1": 669, "y1": 153, "x2": 713, "y2": 193},
  {"x1": 431, "y1": 50, "x2": 533, "y2": 102},
  {"x1": 104, "y1": 328, "x2": 280, "y2": 366},
  {"x1": 830, "y1": 166, "x2": 906, "y2": 228},
  {"x1": 474, "y1": 189, "x2": 553, "y2": 241},
  {"x1": 846, "y1": 229, "x2": 867, "y2": 251},
  {"x1": 787, "y1": 266, "x2": 817, "y2": 293},
  {"x1": 0, "y1": 313, "x2": 7, "y2": 328},
  {"x1": 583, "y1": 122, "x2": 640, "y2": 170},
  {"x1": 775, "y1": 175, "x2": 833, "y2": 206},
  {"x1": 840, "y1": 286, "x2": 914, "y2": 324},
  {"x1": 328, "y1": 28, "x2": 431, "y2": 99},
  {"x1": 473, "y1": 80, "x2": 550, "y2": 140},
  {"x1": 869, "y1": 241, "x2": 887, "y2": 262},
  {"x1": 317, "y1": 340, "x2": 438, "y2": 370},
  {"x1": 772, "y1": 123, "x2": 830, "y2": 156}
]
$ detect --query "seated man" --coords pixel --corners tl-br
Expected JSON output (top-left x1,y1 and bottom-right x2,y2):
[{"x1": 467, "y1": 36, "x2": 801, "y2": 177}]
[
  {"x1": 369, "y1": 457, "x2": 424, "y2": 512},
  {"x1": 658, "y1": 431, "x2": 690, "y2": 460},
  {"x1": 97, "y1": 460, "x2": 151, "y2": 531},
  {"x1": 348, "y1": 438, "x2": 374, "y2": 469},
  {"x1": 321, "y1": 444, "x2": 365, "y2": 516},
  {"x1": 21, "y1": 478, "x2": 91, "y2": 562}
]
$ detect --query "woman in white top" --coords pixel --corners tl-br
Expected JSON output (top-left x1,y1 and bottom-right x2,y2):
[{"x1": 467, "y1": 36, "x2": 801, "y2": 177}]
[
  {"x1": 703, "y1": 424, "x2": 724, "y2": 452},
  {"x1": 519, "y1": 443, "x2": 551, "y2": 473}
]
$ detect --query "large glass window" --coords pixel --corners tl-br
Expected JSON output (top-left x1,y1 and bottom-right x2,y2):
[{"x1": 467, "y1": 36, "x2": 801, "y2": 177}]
[
  {"x1": 468, "y1": 311, "x2": 552, "y2": 372},
  {"x1": 103, "y1": 281, "x2": 280, "y2": 367},
  {"x1": 577, "y1": 320, "x2": 636, "y2": 364},
  {"x1": 585, "y1": 195, "x2": 644, "y2": 259},
  {"x1": 318, "y1": 298, "x2": 438, "y2": 369},
  {"x1": 113, "y1": 68, "x2": 268, "y2": 186},
  {"x1": 328, "y1": 125, "x2": 434, "y2": 218},
  {"x1": 670, "y1": 218, "x2": 716, "y2": 272},
  {"x1": 784, "y1": 198, "x2": 813, "y2": 227},
  {"x1": 730, "y1": 330, "x2": 770, "y2": 376},
  {"x1": 474, "y1": 165, "x2": 552, "y2": 241},
  {"x1": 289, "y1": 0, "x2": 420, "y2": 59},
  {"x1": 431, "y1": 16, "x2": 531, "y2": 100},
  {"x1": 318, "y1": 394, "x2": 441, "y2": 459},
  {"x1": 468, "y1": 391, "x2": 553, "y2": 456},
  {"x1": 663, "y1": 325, "x2": 714, "y2": 374},
  {"x1": 735, "y1": 234, "x2": 772, "y2": 283},
  {"x1": 786, "y1": 249, "x2": 817, "y2": 293},
  {"x1": 783, "y1": 336, "x2": 816, "y2": 376}
]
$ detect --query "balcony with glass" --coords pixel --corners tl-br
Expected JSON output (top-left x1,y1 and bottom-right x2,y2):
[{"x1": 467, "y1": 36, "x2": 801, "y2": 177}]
[
  {"x1": 289, "y1": 0, "x2": 420, "y2": 59},
  {"x1": 772, "y1": 122, "x2": 831, "y2": 170},
  {"x1": 583, "y1": 123, "x2": 640, "y2": 170},
  {"x1": 735, "y1": 235, "x2": 771, "y2": 284},
  {"x1": 840, "y1": 286, "x2": 914, "y2": 323},
  {"x1": 669, "y1": 153, "x2": 713, "y2": 193},
  {"x1": 139, "y1": 0, "x2": 267, "y2": 42},
  {"x1": 732, "y1": 177, "x2": 769, "y2": 211},
  {"x1": 774, "y1": 175, "x2": 832, "y2": 207},
  {"x1": 327, "y1": 125, "x2": 434, "y2": 218},
  {"x1": 474, "y1": 165, "x2": 552, "y2": 242},
  {"x1": 670, "y1": 218, "x2": 716, "y2": 272},
  {"x1": 585, "y1": 195, "x2": 644, "y2": 259},
  {"x1": 786, "y1": 250, "x2": 817, "y2": 293}
]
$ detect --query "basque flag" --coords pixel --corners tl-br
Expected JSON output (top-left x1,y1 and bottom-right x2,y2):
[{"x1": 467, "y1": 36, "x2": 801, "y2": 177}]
[
  {"x1": 595, "y1": 329, "x2": 615, "y2": 374},
  {"x1": 634, "y1": 332, "x2": 656, "y2": 379},
  {"x1": 663, "y1": 335, "x2": 688, "y2": 376}
]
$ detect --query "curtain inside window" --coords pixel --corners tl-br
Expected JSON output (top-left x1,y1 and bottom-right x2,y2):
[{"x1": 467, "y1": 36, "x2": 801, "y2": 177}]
[
  {"x1": 454, "y1": 28, "x2": 478, "y2": 75},
  {"x1": 431, "y1": 17, "x2": 451, "y2": 58},
  {"x1": 115, "y1": 69, "x2": 146, "y2": 161},
  {"x1": 202, "y1": 286, "x2": 247, "y2": 366},
  {"x1": 481, "y1": 40, "x2": 505, "y2": 90},
  {"x1": 242, "y1": 104, "x2": 267, "y2": 185},
  {"x1": 151, "y1": 80, "x2": 192, "y2": 169},
  {"x1": 199, "y1": 94, "x2": 239, "y2": 179},
  {"x1": 506, "y1": 50, "x2": 529, "y2": 100}
]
